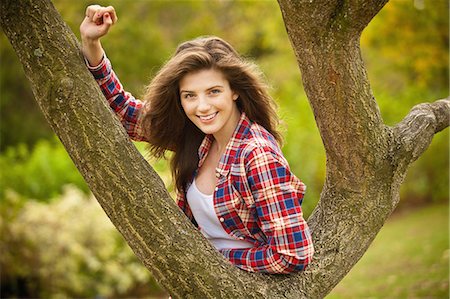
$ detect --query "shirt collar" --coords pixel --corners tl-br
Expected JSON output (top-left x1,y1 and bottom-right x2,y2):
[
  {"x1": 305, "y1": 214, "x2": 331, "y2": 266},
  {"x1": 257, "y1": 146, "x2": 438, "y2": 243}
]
[{"x1": 197, "y1": 112, "x2": 252, "y2": 177}]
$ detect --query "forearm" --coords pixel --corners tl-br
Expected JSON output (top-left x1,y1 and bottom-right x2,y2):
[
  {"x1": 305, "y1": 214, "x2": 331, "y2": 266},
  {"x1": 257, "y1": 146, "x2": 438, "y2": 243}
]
[
  {"x1": 220, "y1": 245, "x2": 310, "y2": 274},
  {"x1": 81, "y1": 38, "x2": 104, "y2": 67}
]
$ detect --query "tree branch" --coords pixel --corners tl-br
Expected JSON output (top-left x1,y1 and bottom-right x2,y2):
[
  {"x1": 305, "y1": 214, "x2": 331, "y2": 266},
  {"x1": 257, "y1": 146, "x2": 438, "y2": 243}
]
[
  {"x1": 278, "y1": 0, "x2": 389, "y2": 182},
  {"x1": 277, "y1": 0, "x2": 389, "y2": 40},
  {"x1": 346, "y1": 0, "x2": 390, "y2": 33},
  {"x1": 393, "y1": 98, "x2": 450, "y2": 166},
  {"x1": 276, "y1": 0, "x2": 340, "y2": 39},
  {"x1": 0, "y1": 1, "x2": 269, "y2": 298}
]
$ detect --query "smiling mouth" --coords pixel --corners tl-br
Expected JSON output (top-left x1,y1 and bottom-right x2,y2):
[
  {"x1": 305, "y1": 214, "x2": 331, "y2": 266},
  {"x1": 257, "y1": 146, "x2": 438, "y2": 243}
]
[{"x1": 198, "y1": 112, "x2": 218, "y2": 122}]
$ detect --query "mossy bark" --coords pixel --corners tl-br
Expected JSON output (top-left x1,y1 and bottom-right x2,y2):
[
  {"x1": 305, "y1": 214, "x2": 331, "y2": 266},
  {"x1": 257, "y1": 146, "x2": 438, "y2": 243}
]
[{"x1": 1, "y1": 0, "x2": 448, "y2": 298}]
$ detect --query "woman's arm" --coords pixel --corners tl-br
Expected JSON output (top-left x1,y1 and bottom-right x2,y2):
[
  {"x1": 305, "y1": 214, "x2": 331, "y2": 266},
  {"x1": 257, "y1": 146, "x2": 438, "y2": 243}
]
[
  {"x1": 87, "y1": 57, "x2": 147, "y2": 141},
  {"x1": 80, "y1": 5, "x2": 148, "y2": 142},
  {"x1": 221, "y1": 148, "x2": 314, "y2": 274},
  {"x1": 80, "y1": 5, "x2": 117, "y2": 65}
]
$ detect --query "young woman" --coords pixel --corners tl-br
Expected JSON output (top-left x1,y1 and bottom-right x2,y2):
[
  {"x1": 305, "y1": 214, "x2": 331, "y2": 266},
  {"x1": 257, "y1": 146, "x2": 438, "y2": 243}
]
[{"x1": 80, "y1": 5, "x2": 314, "y2": 274}]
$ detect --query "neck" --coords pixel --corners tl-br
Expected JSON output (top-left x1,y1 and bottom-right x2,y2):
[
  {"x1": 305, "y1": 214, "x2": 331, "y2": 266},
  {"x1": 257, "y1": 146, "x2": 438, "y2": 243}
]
[
  {"x1": 213, "y1": 110, "x2": 241, "y2": 153},
  {"x1": 213, "y1": 139, "x2": 228, "y2": 156}
]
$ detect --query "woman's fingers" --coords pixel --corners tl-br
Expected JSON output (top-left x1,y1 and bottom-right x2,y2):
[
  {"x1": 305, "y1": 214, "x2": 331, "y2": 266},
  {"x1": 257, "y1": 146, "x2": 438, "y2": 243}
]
[
  {"x1": 103, "y1": 13, "x2": 112, "y2": 26},
  {"x1": 86, "y1": 5, "x2": 117, "y2": 25},
  {"x1": 105, "y1": 6, "x2": 118, "y2": 23},
  {"x1": 85, "y1": 5, "x2": 100, "y2": 21}
]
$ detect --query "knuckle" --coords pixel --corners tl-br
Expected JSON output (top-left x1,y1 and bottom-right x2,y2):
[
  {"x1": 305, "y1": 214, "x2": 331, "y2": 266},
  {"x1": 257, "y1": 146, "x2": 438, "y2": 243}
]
[{"x1": 87, "y1": 4, "x2": 100, "y2": 10}]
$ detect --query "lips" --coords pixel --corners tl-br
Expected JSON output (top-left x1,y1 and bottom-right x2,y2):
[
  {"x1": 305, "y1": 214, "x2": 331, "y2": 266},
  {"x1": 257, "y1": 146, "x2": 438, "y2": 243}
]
[{"x1": 198, "y1": 112, "x2": 218, "y2": 122}]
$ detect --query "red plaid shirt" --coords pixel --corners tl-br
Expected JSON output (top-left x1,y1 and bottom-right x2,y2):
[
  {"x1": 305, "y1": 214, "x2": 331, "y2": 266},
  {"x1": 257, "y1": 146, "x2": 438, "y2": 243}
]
[
  {"x1": 88, "y1": 56, "x2": 314, "y2": 274},
  {"x1": 87, "y1": 56, "x2": 147, "y2": 142}
]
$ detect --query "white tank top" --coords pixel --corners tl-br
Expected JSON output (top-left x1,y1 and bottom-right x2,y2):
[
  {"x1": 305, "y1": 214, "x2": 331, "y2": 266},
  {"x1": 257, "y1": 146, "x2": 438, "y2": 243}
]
[{"x1": 186, "y1": 179, "x2": 253, "y2": 250}]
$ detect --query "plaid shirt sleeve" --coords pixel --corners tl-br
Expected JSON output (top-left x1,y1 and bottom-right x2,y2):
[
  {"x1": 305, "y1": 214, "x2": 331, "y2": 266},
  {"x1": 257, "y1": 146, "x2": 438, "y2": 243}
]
[
  {"x1": 86, "y1": 55, "x2": 147, "y2": 141},
  {"x1": 220, "y1": 146, "x2": 314, "y2": 274}
]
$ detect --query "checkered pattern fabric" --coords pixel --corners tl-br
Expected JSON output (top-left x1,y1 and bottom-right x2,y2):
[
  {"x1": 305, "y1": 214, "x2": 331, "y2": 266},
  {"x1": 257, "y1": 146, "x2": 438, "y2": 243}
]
[
  {"x1": 87, "y1": 55, "x2": 314, "y2": 274},
  {"x1": 87, "y1": 56, "x2": 147, "y2": 142}
]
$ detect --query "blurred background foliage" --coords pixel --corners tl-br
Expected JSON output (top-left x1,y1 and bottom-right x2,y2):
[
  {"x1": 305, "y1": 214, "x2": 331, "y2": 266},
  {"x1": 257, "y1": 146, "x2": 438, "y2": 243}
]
[{"x1": 0, "y1": 0, "x2": 448, "y2": 298}]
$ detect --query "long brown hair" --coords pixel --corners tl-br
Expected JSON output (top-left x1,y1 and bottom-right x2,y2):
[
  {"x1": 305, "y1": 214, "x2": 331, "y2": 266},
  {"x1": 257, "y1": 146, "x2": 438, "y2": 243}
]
[{"x1": 141, "y1": 36, "x2": 282, "y2": 193}]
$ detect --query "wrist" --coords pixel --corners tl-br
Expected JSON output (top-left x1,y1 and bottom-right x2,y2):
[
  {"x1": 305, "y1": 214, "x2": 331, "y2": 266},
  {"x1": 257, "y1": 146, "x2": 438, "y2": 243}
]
[{"x1": 81, "y1": 37, "x2": 101, "y2": 48}]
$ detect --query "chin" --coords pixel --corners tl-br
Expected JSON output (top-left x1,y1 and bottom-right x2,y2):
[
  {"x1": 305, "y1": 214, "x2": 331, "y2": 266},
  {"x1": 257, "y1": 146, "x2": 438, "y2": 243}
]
[{"x1": 198, "y1": 127, "x2": 218, "y2": 135}]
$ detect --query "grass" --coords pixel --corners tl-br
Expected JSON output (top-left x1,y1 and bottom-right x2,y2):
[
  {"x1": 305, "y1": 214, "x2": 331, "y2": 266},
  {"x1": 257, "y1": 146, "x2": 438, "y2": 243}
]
[{"x1": 327, "y1": 203, "x2": 449, "y2": 299}]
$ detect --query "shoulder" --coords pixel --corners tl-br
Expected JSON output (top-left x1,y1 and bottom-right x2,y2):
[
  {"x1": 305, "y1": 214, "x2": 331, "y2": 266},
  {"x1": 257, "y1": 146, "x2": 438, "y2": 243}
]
[{"x1": 240, "y1": 122, "x2": 287, "y2": 168}]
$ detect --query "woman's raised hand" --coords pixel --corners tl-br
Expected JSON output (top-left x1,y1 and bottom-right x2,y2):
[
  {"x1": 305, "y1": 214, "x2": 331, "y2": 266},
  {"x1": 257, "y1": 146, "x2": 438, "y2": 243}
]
[
  {"x1": 80, "y1": 5, "x2": 117, "y2": 41},
  {"x1": 80, "y1": 5, "x2": 117, "y2": 66}
]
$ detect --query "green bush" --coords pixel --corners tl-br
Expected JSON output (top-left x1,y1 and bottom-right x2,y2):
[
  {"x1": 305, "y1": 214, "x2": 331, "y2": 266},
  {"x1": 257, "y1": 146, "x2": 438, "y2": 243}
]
[
  {"x1": 0, "y1": 186, "x2": 163, "y2": 298},
  {"x1": 0, "y1": 138, "x2": 89, "y2": 201}
]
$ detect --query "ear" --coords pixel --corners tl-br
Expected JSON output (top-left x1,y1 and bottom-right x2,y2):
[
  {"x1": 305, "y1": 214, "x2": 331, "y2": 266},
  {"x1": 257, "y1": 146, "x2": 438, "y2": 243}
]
[{"x1": 232, "y1": 92, "x2": 239, "y2": 101}]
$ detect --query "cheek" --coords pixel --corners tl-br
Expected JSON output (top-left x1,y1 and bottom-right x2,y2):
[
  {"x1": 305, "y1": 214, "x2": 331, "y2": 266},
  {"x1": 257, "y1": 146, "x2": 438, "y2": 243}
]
[
  {"x1": 180, "y1": 99, "x2": 189, "y2": 113},
  {"x1": 180, "y1": 100, "x2": 195, "y2": 117}
]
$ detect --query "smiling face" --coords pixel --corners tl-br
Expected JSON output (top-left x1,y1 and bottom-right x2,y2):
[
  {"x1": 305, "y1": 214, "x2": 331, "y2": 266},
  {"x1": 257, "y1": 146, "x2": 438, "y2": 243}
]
[{"x1": 179, "y1": 68, "x2": 240, "y2": 142}]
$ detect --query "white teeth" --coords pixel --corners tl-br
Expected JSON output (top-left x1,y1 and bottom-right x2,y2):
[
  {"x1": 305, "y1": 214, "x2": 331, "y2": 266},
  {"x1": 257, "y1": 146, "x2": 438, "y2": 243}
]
[{"x1": 199, "y1": 112, "x2": 217, "y2": 121}]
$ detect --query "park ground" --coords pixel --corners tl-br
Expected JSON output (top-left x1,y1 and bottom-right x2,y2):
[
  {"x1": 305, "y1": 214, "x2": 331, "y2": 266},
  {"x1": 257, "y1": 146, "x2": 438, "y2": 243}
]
[{"x1": 328, "y1": 202, "x2": 449, "y2": 299}]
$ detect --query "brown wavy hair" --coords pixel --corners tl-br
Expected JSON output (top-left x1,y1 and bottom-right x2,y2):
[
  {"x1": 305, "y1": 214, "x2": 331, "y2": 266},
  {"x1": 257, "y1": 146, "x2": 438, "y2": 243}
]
[{"x1": 141, "y1": 36, "x2": 282, "y2": 193}]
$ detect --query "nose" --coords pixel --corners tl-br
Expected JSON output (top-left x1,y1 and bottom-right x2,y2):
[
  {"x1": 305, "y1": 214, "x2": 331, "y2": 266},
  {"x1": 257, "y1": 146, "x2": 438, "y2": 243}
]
[{"x1": 197, "y1": 94, "x2": 211, "y2": 113}]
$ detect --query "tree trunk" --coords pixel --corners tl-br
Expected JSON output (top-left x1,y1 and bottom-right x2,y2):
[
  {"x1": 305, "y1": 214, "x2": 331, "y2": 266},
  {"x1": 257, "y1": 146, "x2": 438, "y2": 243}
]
[
  {"x1": 1, "y1": 0, "x2": 448, "y2": 298},
  {"x1": 276, "y1": 0, "x2": 449, "y2": 296}
]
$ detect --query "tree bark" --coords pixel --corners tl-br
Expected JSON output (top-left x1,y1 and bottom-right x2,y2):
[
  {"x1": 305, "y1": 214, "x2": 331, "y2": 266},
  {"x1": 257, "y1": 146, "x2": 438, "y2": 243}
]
[
  {"x1": 1, "y1": 0, "x2": 448, "y2": 298},
  {"x1": 276, "y1": 0, "x2": 449, "y2": 296}
]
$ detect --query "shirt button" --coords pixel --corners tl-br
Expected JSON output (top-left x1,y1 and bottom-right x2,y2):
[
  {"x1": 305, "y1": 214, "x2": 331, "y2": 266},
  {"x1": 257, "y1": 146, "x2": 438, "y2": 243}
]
[
  {"x1": 219, "y1": 217, "x2": 225, "y2": 222},
  {"x1": 214, "y1": 187, "x2": 219, "y2": 192},
  {"x1": 215, "y1": 173, "x2": 220, "y2": 178},
  {"x1": 239, "y1": 236, "x2": 245, "y2": 240}
]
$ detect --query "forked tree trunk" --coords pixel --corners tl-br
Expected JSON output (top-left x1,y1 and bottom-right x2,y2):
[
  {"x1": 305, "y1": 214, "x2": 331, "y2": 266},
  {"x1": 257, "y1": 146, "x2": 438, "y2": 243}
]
[{"x1": 1, "y1": 0, "x2": 448, "y2": 298}]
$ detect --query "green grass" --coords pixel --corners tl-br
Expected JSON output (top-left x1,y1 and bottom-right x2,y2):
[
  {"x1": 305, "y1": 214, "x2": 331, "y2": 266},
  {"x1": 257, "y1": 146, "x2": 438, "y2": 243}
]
[{"x1": 327, "y1": 203, "x2": 449, "y2": 299}]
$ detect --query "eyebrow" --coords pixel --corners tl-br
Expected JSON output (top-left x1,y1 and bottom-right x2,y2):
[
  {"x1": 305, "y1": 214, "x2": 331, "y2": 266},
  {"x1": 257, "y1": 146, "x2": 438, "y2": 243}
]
[{"x1": 180, "y1": 85, "x2": 224, "y2": 94}]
